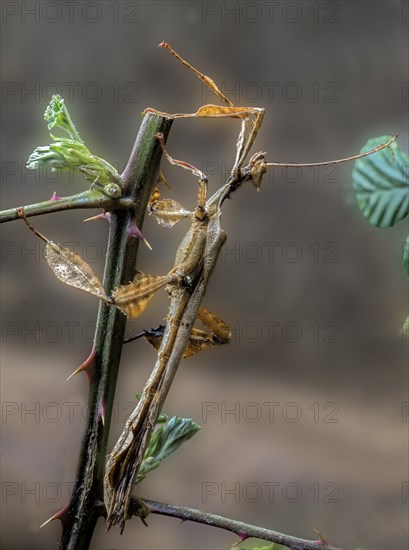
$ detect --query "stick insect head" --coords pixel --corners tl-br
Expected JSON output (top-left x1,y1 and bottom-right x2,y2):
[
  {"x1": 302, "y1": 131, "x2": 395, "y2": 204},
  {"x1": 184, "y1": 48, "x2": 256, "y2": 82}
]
[
  {"x1": 206, "y1": 151, "x2": 268, "y2": 214},
  {"x1": 248, "y1": 152, "x2": 268, "y2": 191}
]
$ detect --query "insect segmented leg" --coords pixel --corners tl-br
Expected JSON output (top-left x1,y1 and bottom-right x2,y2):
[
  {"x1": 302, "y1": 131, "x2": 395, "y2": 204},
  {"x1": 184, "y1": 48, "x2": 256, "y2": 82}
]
[
  {"x1": 144, "y1": 43, "x2": 265, "y2": 181},
  {"x1": 125, "y1": 306, "x2": 230, "y2": 358},
  {"x1": 155, "y1": 131, "x2": 209, "y2": 217}
]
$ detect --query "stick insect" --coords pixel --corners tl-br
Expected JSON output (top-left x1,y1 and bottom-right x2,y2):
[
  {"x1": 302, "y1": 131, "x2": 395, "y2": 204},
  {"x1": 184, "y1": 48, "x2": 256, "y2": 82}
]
[
  {"x1": 17, "y1": 43, "x2": 396, "y2": 533},
  {"x1": 103, "y1": 44, "x2": 397, "y2": 531},
  {"x1": 103, "y1": 45, "x2": 269, "y2": 531}
]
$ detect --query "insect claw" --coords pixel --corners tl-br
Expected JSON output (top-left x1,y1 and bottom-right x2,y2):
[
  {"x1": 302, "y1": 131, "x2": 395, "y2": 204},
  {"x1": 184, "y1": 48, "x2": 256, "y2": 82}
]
[{"x1": 50, "y1": 191, "x2": 61, "y2": 201}]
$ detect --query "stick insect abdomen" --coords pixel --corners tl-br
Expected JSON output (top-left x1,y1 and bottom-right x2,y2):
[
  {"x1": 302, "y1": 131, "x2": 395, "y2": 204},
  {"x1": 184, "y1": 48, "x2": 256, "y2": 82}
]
[{"x1": 171, "y1": 218, "x2": 208, "y2": 280}]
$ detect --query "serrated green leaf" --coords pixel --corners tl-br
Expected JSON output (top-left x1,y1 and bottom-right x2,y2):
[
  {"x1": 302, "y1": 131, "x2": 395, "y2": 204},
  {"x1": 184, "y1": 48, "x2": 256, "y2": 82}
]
[
  {"x1": 44, "y1": 94, "x2": 82, "y2": 142},
  {"x1": 352, "y1": 136, "x2": 409, "y2": 228},
  {"x1": 27, "y1": 95, "x2": 120, "y2": 188},
  {"x1": 138, "y1": 416, "x2": 201, "y2": 482}
]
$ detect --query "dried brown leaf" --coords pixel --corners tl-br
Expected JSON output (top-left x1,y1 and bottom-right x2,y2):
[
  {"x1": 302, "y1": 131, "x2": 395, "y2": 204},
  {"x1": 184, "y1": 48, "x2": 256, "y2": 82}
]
[
  {"x1": 151, "y1": 199, "x2": 191, "y2": 228},
  {"x1": 45, "y1": 242, "x2": 107, "y2": 300}
]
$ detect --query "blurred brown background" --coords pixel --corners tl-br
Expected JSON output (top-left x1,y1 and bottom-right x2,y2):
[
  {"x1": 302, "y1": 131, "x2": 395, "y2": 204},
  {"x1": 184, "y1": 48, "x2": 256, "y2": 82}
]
[{"x1": 1, "y1": 1, "x2": 408, "y2": 549}]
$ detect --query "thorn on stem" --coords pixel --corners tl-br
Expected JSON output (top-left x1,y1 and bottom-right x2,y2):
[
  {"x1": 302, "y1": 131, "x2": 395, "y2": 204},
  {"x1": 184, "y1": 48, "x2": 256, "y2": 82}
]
[
  {"x1": 50, "y1": 192, "x2": 61, "y2": 201},
  {"x1": 83, "y1": 212, "x2": 111, "y2": 223},
  {"x1": 98, "y1": 399, "x2": 105, "y2": 426},
  {"x1": 128, "y1": 218, "x2": 152, "y2": 251},
  {"x1": 83, "y1": 212, "x2": 152, "y2": 250},
  {"x1": 314, "y1": 529, "x2": 329, "y2": 546},
  {"x1": 40, "y1": 504, "x2": 69, "y2": 529},
  {"x1": 232, "y1": 532, "x2": 249, "y2": 546},
  {"x1": 67, "y1": 347, "x2": 96, "y2": 383}
]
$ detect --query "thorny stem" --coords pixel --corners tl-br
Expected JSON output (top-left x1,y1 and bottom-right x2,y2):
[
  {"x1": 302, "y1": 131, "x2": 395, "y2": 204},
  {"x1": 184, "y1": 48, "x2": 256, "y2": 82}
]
[
  {"x1": 1, "y1": 122, "x2": 383, "y2": 550},
  {"x1": 57, "y1": 113, "x2": 172, "y2": 549},
  {"x1": 0, "y1": 189, "x2": 134, "y2": 224},
  {"x1": 94, "y1": 498, "x2": 341, "y2": 550}
]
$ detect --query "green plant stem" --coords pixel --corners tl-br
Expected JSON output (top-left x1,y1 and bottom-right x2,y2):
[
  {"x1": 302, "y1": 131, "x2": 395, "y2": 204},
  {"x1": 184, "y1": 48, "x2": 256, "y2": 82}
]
[
  {"x1": 95, "y1": 498, "x2": 341, "y2": 550},
  {"x1": 140, "y1": 499, "x2": 341, "y2": 550},
  {"x1": 59, "y1": 113, "x2": 172, "y2": 550},
  {"x1": 0, "y1": 189, "x2": 134, "y2": 223}
]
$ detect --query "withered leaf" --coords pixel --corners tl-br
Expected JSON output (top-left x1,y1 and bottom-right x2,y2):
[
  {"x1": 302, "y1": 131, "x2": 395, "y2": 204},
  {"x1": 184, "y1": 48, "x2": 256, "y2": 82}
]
[
  {"x1": 113, "y1": 274, "x2": 171, "y2": 318},
  {"x1": 151, "y1": 199, "x2": 191, "y2": 228},
  {"x1": 45, "y1": 242, "x2": 107, "y2": 300}
]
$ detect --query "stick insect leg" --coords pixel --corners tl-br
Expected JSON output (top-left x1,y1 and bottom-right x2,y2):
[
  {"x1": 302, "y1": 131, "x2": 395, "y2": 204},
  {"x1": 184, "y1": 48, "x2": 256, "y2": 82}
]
[
  {"x1": 125, "y1": 306, "x2": 230, "y2": 359},
  {"x1": 157, "y1": 43, "x2": 265, "y2": 175},
  {"x1": 155, "y1": 132, "x2": 209, "y2": 217},
  {"x1": 147, "y1": 44, "x2": 266, "y2": 179},
  {"x1": 232, "y1": 108, "x2": 265, "y2": 177},
  {"x1": 177, "y1": 306, "x2": 231, "y2": 358},
  {"x1": 158, "y1": 41, "x2": 234, "y2": 107}
]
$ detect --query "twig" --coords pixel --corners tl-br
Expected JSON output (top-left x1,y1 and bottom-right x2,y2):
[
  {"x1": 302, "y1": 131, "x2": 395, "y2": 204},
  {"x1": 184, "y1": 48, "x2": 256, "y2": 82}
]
[
  {"x1": 58, "y1": 113, "x2": 173, "y2": 550},
  {"x1": 0, "y1": 189, "x2": 134, "y2": 224},
  {"x1": 95, "y1": 498, "x2": 341, "y2": 550}
]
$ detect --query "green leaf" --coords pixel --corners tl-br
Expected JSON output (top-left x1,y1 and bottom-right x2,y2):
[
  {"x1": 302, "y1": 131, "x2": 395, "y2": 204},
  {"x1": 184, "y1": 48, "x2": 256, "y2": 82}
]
[
  {"x1": 27, "y1": 95, "x2": 121, "y2": 190},
  {"x1": 249, "y1": 545, "x2": 275, "y2": 550},
  {"x1": 352, "y1": 136, "x2": 409, "y2": 228},
  {"x1": 44, "y1": 94, "x2": 82, "y2": 142},
  {"x1": 402, "y1": 236, "x2": 409, "y2": 278},
  {"x1": 138, "y1": 416, "x2": 201, "y2": 482}
]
